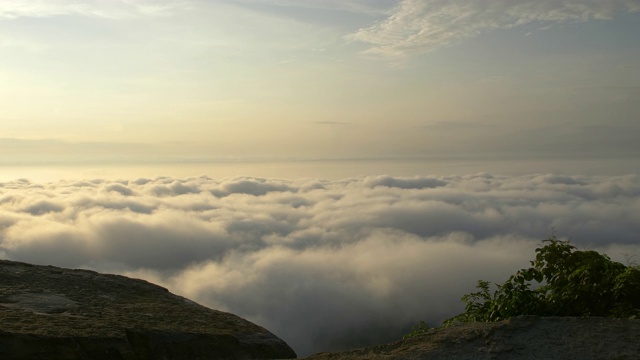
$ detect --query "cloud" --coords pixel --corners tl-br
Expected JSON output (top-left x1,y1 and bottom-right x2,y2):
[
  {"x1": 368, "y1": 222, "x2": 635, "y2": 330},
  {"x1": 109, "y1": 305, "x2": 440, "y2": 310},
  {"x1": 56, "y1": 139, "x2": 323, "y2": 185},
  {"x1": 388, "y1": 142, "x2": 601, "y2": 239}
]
[
  {"x1": 348, "y1": 0, "x2": 640, "y2": 58},
  {"x1": 364, "y1": 175, "x2": 447, "y2": 189},
  {"x1": 217, "y1": 178, "x2": 296, "y2": 197},
  {"x1": 20, "y1": 199, "x2": 65, "y2": 215},
  {"x1": 1, "y1": 174, "x2": 640, "y2": 355}
]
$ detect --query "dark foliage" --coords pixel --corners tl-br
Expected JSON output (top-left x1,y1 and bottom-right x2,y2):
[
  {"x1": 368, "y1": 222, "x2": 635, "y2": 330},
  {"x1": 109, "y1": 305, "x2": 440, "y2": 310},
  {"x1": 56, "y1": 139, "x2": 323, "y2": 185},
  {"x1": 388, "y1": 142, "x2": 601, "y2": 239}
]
[{"x1": 443, "y1": 236, "x2": 640, "y2": 327}]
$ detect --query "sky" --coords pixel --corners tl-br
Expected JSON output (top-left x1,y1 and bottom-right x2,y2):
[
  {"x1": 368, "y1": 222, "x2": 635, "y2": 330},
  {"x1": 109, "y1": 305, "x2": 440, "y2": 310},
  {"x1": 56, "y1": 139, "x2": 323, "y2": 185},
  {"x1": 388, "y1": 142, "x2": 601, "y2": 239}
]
[
  {"x1": 1, "y1": 0, "x2": 639, "y2": 167},
  {"x1": 1, "y1": 1, "x2": 640, "y2": 357}
]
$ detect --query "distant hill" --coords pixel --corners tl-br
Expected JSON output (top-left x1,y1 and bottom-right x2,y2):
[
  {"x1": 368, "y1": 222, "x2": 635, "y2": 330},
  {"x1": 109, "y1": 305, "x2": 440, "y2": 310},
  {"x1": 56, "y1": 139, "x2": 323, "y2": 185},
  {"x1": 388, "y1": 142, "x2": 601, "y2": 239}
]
[
  {"x1": 304, "y1": 316, "x2": 640, "y2": 360},
  {"x1": 0, "y1": 260, "x2": 296, "y2": 360}
]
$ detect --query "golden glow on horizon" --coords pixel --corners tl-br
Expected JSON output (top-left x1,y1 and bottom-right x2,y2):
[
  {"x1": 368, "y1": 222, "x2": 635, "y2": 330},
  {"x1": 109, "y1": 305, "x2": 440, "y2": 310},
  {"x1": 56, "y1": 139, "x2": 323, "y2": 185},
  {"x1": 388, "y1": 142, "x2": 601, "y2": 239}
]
[{"x1": 0, "y1": 0, "x2": 638, "y2": 164}]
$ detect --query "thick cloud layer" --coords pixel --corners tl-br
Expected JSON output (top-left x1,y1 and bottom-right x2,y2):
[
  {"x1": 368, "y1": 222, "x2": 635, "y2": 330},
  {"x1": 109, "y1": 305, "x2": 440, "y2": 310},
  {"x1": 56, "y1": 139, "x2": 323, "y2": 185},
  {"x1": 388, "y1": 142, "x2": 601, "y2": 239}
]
[
  {"x1": 1, "y1": 174, "x2": 640, "y2": 355},
  {"x1": 350, "y1": 0, "x2": 640, "y2": 57}
]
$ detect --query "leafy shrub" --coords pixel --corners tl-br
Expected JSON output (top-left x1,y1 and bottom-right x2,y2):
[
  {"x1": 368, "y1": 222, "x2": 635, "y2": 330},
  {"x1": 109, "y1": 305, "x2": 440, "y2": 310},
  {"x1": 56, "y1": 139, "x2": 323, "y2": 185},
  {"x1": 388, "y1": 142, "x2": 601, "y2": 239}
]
[
  {"x1": 402, "y1": 321, "x2": 430, "y2": 339},
  {"x1": 444, "y1": 235, "x2": 640, "y2": 326}
]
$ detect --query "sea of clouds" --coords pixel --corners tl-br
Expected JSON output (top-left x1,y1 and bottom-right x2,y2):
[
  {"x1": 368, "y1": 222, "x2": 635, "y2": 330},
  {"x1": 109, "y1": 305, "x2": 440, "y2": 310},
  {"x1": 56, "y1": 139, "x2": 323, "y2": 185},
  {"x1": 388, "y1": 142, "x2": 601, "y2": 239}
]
[{"x1": 1, "y1": 173, "x2": 640, "y2": 355}]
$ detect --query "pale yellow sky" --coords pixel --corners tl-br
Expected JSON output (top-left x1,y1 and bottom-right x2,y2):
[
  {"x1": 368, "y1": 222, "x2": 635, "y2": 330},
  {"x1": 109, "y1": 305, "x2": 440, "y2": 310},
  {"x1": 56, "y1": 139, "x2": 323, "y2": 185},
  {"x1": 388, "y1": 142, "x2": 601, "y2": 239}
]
[{"x1": 1, "y1": 0, "x2": 639, "y2": 164}]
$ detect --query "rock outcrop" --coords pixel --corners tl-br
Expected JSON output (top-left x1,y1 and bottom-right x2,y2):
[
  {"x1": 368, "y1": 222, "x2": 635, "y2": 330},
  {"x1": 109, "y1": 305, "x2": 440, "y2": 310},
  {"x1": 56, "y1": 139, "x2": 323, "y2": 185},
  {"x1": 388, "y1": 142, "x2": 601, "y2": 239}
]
[
  {"x1": 305, "y1": 316, "x2": 640, "y2": 360},
  {"x1": 0, "y1": 260, "x2": 296, "y2": 359}
]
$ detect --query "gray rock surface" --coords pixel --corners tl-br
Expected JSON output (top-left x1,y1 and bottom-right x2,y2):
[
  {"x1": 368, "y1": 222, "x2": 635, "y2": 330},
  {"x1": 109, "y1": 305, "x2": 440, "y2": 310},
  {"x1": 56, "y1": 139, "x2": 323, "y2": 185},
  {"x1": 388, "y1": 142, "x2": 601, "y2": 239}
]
[
  {"x1": 305, "y1": 316, "x2": 640, "y2": 360},
  {"x1": 0, "y1": 260, "x2": 296, "y2": 359}
]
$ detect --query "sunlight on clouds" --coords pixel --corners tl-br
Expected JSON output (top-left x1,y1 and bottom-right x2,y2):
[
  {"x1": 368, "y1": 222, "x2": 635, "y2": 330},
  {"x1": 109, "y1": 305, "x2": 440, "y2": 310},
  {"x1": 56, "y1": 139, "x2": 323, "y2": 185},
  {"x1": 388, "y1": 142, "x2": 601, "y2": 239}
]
[{"x1": 161, "y1": 230, "x2": 536, "y2": 353}]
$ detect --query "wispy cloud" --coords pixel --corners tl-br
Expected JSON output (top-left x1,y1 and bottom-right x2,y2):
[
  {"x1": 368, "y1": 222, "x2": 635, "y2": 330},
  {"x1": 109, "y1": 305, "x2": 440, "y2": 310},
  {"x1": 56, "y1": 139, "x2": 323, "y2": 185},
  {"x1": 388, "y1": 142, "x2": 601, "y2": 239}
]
[
  {"x1": 2, "y1": 174, "x2": 640, "y2": 355},
  {"x1": 348, "y1": 0, "x2": 640, "y2": 58}
]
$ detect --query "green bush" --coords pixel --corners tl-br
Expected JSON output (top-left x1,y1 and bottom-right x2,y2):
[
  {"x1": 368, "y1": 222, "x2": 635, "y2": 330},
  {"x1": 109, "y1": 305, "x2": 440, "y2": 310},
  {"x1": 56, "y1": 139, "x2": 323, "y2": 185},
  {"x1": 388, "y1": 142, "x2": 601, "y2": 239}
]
[
  {"x1": 402, "y1": 320, "x2": 430, "y2": 339},
  {"x1": 443, "y1": 235, "x2": 640, "y2": 326}
]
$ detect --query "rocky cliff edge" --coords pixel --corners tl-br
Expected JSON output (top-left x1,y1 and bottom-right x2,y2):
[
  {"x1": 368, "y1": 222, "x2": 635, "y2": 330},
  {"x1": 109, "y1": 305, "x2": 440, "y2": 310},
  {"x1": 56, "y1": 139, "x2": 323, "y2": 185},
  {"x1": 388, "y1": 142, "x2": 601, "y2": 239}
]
[
  {"x1": 304, "y1": 315, "x2": 640, "y2": 360},
  {"x1": 0, "y1": 260, "x2": 296, "y2": 360}
]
